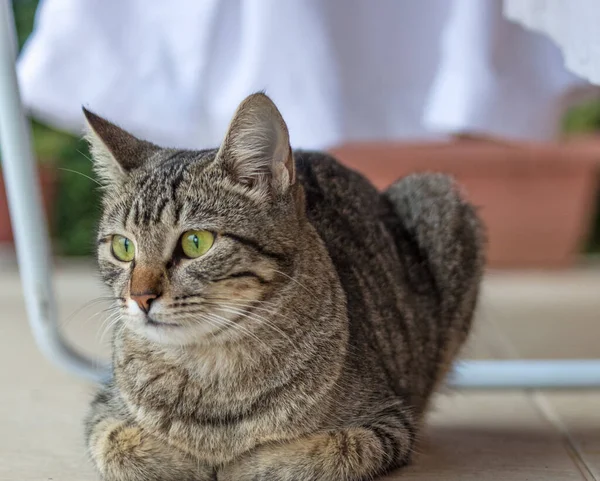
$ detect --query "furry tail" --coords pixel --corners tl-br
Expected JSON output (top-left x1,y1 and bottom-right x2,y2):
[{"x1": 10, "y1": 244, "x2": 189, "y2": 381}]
[{"x1": 382, "y1": 173, "x2": 485, "y2": 309}]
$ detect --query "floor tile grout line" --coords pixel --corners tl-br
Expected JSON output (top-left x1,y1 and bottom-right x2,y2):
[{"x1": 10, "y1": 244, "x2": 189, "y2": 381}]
[
  {"x1": 480, "y1": 302, "x2": 598, "y2": 481},
  {"x1": 530, "y1": 391, "x2": 598, "y2": 481}
]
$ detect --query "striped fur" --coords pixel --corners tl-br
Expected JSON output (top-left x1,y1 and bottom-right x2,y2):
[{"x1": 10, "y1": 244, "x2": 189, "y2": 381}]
[{"x1": 84, "y1": 93, "x2": 484, "y2": 480}]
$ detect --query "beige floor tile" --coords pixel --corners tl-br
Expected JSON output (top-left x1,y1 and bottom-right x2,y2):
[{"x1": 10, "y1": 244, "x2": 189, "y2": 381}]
[
  {"x1": 479, "y1": 270, "x2": 600, "y2": 359},
  {"x1": 540, "y1": 392, "x2": 600, "y2": 480},
  {"x1": 461, "y1": 303, "x2": 517, "y2": 360},
  {"x1": 382, "y1": 392, "x2": 586, "y2": 480},
  {"x1": 1, "y1": 305, "x2": 98, "y2": 480}
]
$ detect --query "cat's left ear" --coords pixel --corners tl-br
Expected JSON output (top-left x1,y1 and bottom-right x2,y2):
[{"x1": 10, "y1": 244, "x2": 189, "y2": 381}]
[
  {"x1": 216, "y1": 93, "x2": 295, "y2": 194},
  {"x1": 82, "y1": 108, "x2": 157, "y2": 186}
]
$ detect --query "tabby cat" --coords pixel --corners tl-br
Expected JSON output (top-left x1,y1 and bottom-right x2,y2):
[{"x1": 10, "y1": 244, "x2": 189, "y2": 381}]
[{"x1": 84, "y1": 93, "x2": 484, "y2": 481}]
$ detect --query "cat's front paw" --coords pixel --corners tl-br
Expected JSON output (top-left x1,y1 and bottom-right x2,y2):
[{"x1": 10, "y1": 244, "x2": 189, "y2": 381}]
[
  {"x1": 90, "y1": 420, "x2": 210, "y2": 481},
  {"x1": 91, "y1": 421, "x2": 154, "y2": 481}
]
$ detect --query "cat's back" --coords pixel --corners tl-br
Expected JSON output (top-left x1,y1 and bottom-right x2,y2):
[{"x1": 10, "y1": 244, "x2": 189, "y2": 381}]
[
  {"x1": 295, "y1": 150, "x2": 427, "y2": 397},
  {"x1": 295, "y1": 151, "x2": 484, "y2": 411},
  {"x1": 294, "y1": 150, "x2": 409, "y2": 323},
  {"x1": 295, "y1": 150, "x2": 398, "y2": 269}
]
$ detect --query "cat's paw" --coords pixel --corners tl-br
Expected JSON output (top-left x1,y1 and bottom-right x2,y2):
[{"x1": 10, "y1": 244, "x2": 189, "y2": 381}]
[
  {"x1": 91, "y1": 421, "x2": 150, "y2": 480},
  {"x1": 90, "y1": 420, "x2": 210, "y2": 481}
]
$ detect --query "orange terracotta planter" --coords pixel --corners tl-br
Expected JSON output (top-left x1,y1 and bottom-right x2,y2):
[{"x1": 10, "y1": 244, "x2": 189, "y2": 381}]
[
  {"x1": 0, "y1": 165, "x2": 56, "y2": 244},
  {"x1": 331, "y1": 139, "x2": 600, "y2": 269}
]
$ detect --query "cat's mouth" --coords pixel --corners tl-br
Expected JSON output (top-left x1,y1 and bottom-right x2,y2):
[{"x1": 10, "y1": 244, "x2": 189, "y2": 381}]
[{"x1": 145, "y1": 317, "x2": 181, "y2": 328}]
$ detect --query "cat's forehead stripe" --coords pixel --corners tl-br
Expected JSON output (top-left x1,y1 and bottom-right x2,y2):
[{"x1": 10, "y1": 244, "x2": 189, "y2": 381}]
[
  {"x1": 127, "y1": 151, "x2": 213, "y2": 228},
  {"x1": 132, "y1": 173, "x2": 175, "y2": 226}
]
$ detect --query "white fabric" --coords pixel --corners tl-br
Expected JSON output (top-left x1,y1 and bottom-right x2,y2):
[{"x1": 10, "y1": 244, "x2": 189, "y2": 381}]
[
  {"x1": 505, "y1": 0, "x2": 600, "y2": 86},
  {"x1": 17, "y1": 0, "x2": 593, "y2": 150}
]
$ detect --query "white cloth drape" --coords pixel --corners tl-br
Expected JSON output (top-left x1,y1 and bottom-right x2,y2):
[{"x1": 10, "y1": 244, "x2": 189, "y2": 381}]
[
  {"x1": 505, "y1": 0, "x2": 600, "y2": 86},
  {"x1": 17, "y1": 0, "x2": 594, "y2": 150}
]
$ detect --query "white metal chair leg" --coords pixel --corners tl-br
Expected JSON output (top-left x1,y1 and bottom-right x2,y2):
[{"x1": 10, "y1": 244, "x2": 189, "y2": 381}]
[
  {"x1": 0, "y1": 0, "x2": 108, "y2": 383},
  {"x1": 450, "y1": 360, "x2": 600, "y2": 389}
]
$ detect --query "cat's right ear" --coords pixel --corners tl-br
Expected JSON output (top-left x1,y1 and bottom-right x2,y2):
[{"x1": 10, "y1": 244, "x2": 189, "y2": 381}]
[{"x1": 82, "y1": 108, "x2": 157, "y2": 186}]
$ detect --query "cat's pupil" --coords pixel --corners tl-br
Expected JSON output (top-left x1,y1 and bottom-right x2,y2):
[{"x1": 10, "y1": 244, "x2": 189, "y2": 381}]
[
  {"x1": 124, "y1": 239, "x2": 130, "y2": 252},
  {"x1": 193, "y1": 235, "x2": 199, "y2": 248}
]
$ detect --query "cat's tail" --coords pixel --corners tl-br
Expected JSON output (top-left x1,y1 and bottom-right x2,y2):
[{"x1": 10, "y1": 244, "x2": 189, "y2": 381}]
[{"x1": 381, "y1": 173, "x2": 485, "y2": 310}]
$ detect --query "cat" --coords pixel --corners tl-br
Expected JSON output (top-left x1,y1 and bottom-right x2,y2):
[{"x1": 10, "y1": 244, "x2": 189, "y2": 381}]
[{"x1": 84, "y1": 92, "x2": 484, "y2": 481}]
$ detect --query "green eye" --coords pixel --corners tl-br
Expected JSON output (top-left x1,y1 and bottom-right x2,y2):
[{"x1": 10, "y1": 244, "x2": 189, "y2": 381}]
[
  {"x1": 181, "y1": 230, "x2": 214, "y2": 258},
  {"x1": 111, "y1": 235, "x2": 135, "y2": 262}
]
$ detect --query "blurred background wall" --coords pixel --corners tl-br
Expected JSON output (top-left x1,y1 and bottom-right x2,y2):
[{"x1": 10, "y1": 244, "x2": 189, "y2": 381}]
[{"x1": 1, "y1": 0, "x2": 599, "y2": 264}]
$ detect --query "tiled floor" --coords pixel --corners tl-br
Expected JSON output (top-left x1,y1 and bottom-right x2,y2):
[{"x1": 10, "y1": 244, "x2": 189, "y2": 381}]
[{"x1": 1, "y1": 259, "x2": 599, "y2": 481}]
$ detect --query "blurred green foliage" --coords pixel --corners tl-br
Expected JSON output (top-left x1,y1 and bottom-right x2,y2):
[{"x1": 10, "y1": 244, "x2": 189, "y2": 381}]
[
  {"x1": 564, "y1": 100, "x2": 600, "y2": 252},
  {"x1": 30, "y1": 119, "x2": 76, "y2": 162},
  {"x1": 51, "y1": 133, "x2": 101, "y2": 256},
  {"x1": 8, "y1": 0, "x2": 600, "y2": 255},
  {"x1": 589, "y1": 190, "x2": 600, "y2": 253},
  {"x1": 12, "y1": 0, "x2": 37, "y2": 51},
  {"x1": 563, "y1": 99, "x2": 600, "y2": 135},
  {"x1": 27, "y1": 121, "x2": 100, "y2": 256}
]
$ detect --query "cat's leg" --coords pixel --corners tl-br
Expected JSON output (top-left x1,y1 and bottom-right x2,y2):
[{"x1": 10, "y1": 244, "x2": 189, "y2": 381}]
[
  {"x1": 218, "y1": 405, "x2": 415, "y2": 481},
  {"x1": 85, "y1": 385, "x2": 214, "y2": 481}
]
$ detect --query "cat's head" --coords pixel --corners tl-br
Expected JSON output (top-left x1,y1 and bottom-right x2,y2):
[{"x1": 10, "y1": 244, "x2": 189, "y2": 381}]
[{"x1": 86, "y1": 93, "x2": 304, "y2": 346}]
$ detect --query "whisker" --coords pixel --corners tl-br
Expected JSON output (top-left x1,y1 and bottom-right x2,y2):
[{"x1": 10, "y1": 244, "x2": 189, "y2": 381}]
[
  {"x1": 271, "y1": 269, "x2": 312, "y2": 294},
  {"x1": 168, "y1": 296, "x2": 297, "y2": 348},
  {"x1": 187, "y1": 314, "x2": 228, "y2": 341},
  {"x1": 219, "y1": 302, "x2": 281, "y2": 318},
  {"x1": 211, "y1": 304, "x2": 296, "y2": 348},
  {"x1": 112, "y1": 320, "x2": 128, "y2": 344},
  {"x1": 202, "y1": 298, "x2": 277, "y2": 314},
  {"x1": 85, "y1": 306, "x2": 121, "y2": 332},
  {"x1": 60, "y1": 297, "x2": 122, "y2": 328},
  {"x1": 204, "y1": 296, "x2": 282, "y2": 310},
  {"x1": 98, "y1": 309, "x2": 121, "y2": 333},
  {"x1": 58, "y1": 167, "x2": 103, "y2": 186},
  {"x1": 76, "y1": 148, "x2": 95, "y2": 164},
  {"x1": 201, "y1": 311, "x2": 271, "y2": 351},
  {"x1": 98, "y1": 311, "x2": 123, "y2": 343}
]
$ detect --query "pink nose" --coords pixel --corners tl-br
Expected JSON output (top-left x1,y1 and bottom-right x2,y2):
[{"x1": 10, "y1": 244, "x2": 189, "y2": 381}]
[{"x1": 130, "y1": 292, "x2": 159, "y2": 313}]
